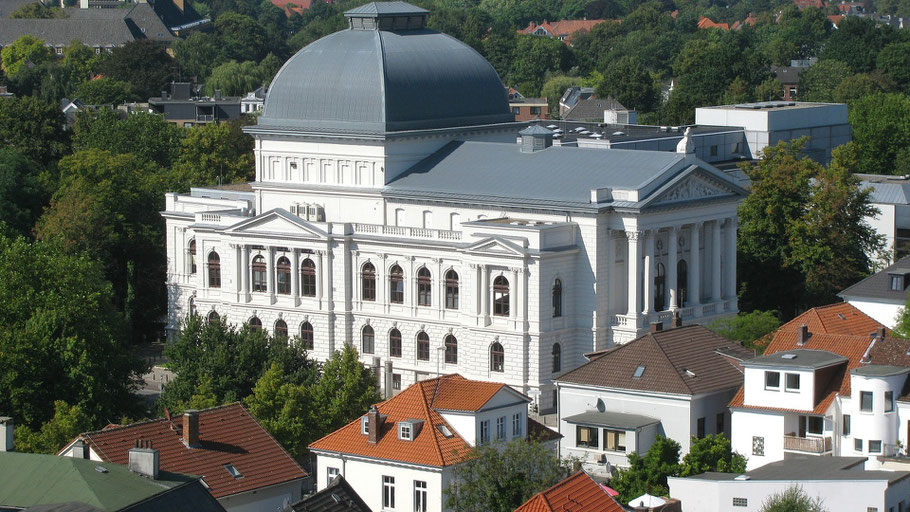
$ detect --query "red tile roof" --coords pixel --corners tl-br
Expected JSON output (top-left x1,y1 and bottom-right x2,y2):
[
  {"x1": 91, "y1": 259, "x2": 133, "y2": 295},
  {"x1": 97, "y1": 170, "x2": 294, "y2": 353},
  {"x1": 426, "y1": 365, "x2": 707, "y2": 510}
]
[
  {"x1": 514, "y1": 471, "x2": 624, "y2": 512},
  {"x1": 697, "y1": 16, "x2": 730, "y2": 30},
  {"x1": 270, "y1": 0, "x2": 332, "y2": 16},
  {"x1": 794, "y1": 0, "x2": 825, "y2": 8},
  {"x1": 70, "y1": 403, "x2": 307, "y2": 499},
  {"x1": 828, "y1": 14, "x2": 845, "y2": 24},
  {"x1": 779, "y1": 303, "x2": 883, "y2": 337},
  {"x1": 309, "y1": 374, "x2": 535, "y2": 467},
  {"x1": 520, "y1": 19, "x2": 607, "y2": 37}
]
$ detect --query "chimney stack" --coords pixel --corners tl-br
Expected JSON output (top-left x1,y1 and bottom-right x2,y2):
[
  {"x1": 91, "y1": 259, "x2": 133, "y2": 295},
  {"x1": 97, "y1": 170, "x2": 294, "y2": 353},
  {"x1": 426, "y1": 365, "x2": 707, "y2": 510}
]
[
  {"x1": 384, "y1": 360, "x2": 393, "y2": 399},
  {"x1": 877, "y1": 327, "x2": 886, "y2": 340},
  {"x1": 671, "y1": 310, "x2": 682, "y2": 328},
  {"x1": 797, "y1": 325, "x2": 809, "y2": 345},
  {"x1": 183, "y1": 410, "x2": 200, "y2": 448},
  {"x1": 650, "y1": 321, "x2": 663, "y2": 333},
  {"x1": 0, "y1": 417, "x2": 12, "y2": 452},
  {"x1": 367, "y1": 405, "x2": 383, "y2": 444},
  {"x1": 128, "y1": 441, "x2": 159, "y2": 479}
]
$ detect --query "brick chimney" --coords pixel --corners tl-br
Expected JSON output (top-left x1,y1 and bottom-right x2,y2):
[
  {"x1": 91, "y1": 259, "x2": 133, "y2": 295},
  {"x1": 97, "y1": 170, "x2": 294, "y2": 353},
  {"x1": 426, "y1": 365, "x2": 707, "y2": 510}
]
[
  {"x1": 650, "y1": 321, "x2": 663, "y2": 333},
  {"x1": 797, "y1": 325, "x2": 809, "y2": 346},
  {"x1": 877, "y1": 327, "x2": 887, "y2": 339},
  {"x1": 128, "y1": 440, "x2": 159, "y2": 479},
  {"x1": 671, "y1": 310, "x2": 682, "y2": 328},
  {"x1": 183, "y1": 410, "x2": 200, "y2": 448},
  {"x1": 367, "y1": 405, "x2": 383, "y2": 444},
  {"x1": 0, "y1": 417, "x2": 12, "y2": 452}
]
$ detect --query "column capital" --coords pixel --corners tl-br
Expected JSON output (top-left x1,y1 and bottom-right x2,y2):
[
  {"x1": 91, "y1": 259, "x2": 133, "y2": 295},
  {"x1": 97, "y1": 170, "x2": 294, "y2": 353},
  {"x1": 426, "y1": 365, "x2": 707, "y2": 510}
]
[
  {"x1": 468, "y1": 262, "x2": 478, "y2": 269},
  {"x1": 668, "y1": 225, "x2": 681, "y2": 234},
  {"x1": 691, "y1": 220, "x2": 704, "y2": 229},
  {"x1": 726, "y1": 217, "x2": 739, "y2": 228},
  {"x1": 625, "y1": 230, "x2": 643, "y2": 241}
]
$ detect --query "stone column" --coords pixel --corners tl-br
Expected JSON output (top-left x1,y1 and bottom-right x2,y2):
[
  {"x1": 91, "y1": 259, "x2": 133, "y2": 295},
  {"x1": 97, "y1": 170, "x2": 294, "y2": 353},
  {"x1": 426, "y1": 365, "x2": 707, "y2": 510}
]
[
  {"x1": 316, "y1": 250, "x2": 325, "y2": 306},
  {"x1": 711, "y1": 220, "x2": 722, "y2": 303},
  {"x1": 643, "y1": 230, "x2": 654, "y2": 314},
  {"x1": 481, "y1": 264, "x2": 490, "y2": 325},
  {"x1": 267, "y1": 246, "x2": 276, "y2": 304},
  {"x1": 626, "y1": 231, "x2": 641, "y2": 319},
  {"x1": 725, "y1": 217, "x2": 738, "y2": 299},
  {"x1": 241, "y1": 245, "x2": 251, "y2": 302},
  {"x1": 291, "y1": 249, "x2": 300, "y2": 306},
  {"x1": 668, "y1": 226, "x2": 679, "y2": 310},
  {"x1": 509, "y1": 268, "x2": 519, "y2": 321},
  {"x1": 689, "y1": 222, "x2": 701, "y2": 307}
]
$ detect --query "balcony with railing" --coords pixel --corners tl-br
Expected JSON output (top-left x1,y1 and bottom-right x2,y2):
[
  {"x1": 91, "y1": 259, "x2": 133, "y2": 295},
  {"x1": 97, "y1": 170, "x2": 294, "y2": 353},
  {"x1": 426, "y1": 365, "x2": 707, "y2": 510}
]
[
  {"x1": 783, "y1": 435, "x2": 832, "y2": 454},
  {"x1": 352, "y1": 223, "x2": 462, "y2": 241}
]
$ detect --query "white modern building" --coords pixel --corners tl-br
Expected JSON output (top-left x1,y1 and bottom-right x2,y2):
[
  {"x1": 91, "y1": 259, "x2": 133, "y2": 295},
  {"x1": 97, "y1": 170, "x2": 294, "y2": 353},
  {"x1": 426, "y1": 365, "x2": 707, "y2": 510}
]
[
  {"x1": 556, "y1": 323, "x2": 750, "y2": 476},
  {"x1": 694, "y1": 101, "x2": 851, "y2": 164},
  {"x1": 668, "y1": 455, "x2": 910, "y2": 512},
  {"x1": 161, "y1": 1, "x2": 746, "y2": 407},
  {"x1": 308, "y1": 374, "x2": 559, "y2": 512},
  {"x1": 840, "y1": 255, "x2": 910, "y2": 328},
  {"x1": 856, "y1": 174, "x2": 910, "y2": 260}
]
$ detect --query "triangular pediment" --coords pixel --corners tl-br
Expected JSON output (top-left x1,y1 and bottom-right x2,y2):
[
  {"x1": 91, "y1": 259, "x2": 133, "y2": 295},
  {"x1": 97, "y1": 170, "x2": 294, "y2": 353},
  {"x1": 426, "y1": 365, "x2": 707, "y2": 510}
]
[
  {"x1": 462, "y1": 236, "x2": 527, "y2": 256},
  {"x1": 225, "y1": 209, "x2": 327, "y2": 238},
  {"x1": 642, "y1": 166, "x2": 745, "y2": 209}
]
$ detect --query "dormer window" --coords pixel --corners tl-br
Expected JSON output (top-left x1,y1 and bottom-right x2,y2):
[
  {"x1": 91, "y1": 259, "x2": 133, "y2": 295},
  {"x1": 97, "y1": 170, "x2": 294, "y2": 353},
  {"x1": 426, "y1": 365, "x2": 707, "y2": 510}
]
[
  {"x1": 361, "y1": 416, "x2": 370, "y2": 435},
  {"x1": 785, "y1": 373, "x2": 800, "y2": 391},
  {"x1": 398, "y1": 419, "x2": 423, "y2": 441},
  {"x1": 892, "y1": 273, "x2": 906, "y2": 291}
]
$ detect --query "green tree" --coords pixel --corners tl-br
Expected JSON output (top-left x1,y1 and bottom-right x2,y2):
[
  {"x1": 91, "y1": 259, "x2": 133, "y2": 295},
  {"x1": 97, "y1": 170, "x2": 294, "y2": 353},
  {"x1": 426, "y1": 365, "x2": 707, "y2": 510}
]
[
  {"x1": 541, "y1": 75, "x2": 583, "y2": 116},
  {"x1": 877, "y1": 41, "x2": 910, "y2": 91},
  {"x1": 444, "y1": 437, "x2": 570, "y2": 512},
  {"x1": 708, "y1": 310, "x2": 781, "y2": 352},
  {"x1": 13, "y1": 401, "x2": 93, "y2": 454},
  {"x1": 74, "y1": 78, "x2": 132, "y2": 105},
  {"x1": 596, "y1": 56, "x2": 659, "y2": 112},
  {"x1": 760, "y1": 486, "x2": 827, "y2": 512},
  {"x1": 892, "y1": 295, "x2": 910, "y2": 339},
  {"x1": 754, "y1": 78, "x2": 783, "y2": 101},
  {"x1": 796, "y1": 60, "x2": 851, "y2": 101},
  {"x1": 679, "y1": 434, "x2": 747, "y2": 476},
  {"x1": 172, "y1": 32, "x2": 226, "y2": 81},
  {"x1": 822, "y1": 15, "x2": 894, "y2": 73},
  {"x1": 0, "y1": 149, "x2": 46, "y2": 236},
  {"x1": 0, "y1": 234, "x2": 146, "y2": 428},
  {"x1": 610, "y1": 436, "x2": 681, "y2": 503},
  {"x1": 848, "y1": 93, "x2": 910, "y2": 175},
  {"x1": 833, "y1": 73, "x2": 895, "y2": 103},
  {"x1": 215, "y1": 12, "x2": 269, "y2": 62},
  {"x1": 9, "y1": 2, "x2": 66, "y2": 18},
  {"x1": 309, "y1": 344, "x2": 382, "y2": 436},
  {"x1": 204, "y1": 60, "x2": 267, "y2": 96},
  {"x1": 0, "y1": 96, "x2": 69, "y2": 165},
  {"x1": 722, "y1": 76, "x2": 753, "y2": 105},
  {"x1": 63, "y1": 40, "x2": 100, "y2": 80},
  {"x1": 73, "y1": 109, "x2": 185, "y2": 168},
  {"x1": 509, "y1": 36, "x2": 575, "y2": 97},
  {"x1": 1, "y1": 36, "x2": 52, "y2": 78},
  {"x1": 100, "y1": 40, "x2": 174, "y2": 100},
  {"x1": 246, "y1": 362, "x2": 315, "y2": 457},
  {"x1": 170, "y1": 118, "x2": 255, "y2": 190}
]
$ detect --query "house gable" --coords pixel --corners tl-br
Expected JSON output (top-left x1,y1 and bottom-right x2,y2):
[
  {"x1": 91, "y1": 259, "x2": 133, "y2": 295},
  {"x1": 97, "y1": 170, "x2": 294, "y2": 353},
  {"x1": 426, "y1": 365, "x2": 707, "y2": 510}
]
[
  {"x1": 225, "y1": 209, "x2": 327, "y2": 238},
  {"x1": 461, "y1": 236, "x2": 527, "y2": 257},
  {"x1": 642, "y1": 166, "x2": 743, "y2": 209}
]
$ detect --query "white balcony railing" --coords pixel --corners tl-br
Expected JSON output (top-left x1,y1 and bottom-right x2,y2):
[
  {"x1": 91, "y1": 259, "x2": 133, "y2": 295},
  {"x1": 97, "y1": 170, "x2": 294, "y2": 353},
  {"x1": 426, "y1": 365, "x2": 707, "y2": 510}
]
[{"x1": 352, "y1": 223, "x2": 462, "y2": 241}]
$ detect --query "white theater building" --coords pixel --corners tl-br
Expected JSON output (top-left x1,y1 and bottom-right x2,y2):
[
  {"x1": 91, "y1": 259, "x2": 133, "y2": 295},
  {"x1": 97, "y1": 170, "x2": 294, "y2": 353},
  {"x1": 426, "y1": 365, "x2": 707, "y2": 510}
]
[{"x1": 161, "y1": 1, "x2": 746, "y2": 408}]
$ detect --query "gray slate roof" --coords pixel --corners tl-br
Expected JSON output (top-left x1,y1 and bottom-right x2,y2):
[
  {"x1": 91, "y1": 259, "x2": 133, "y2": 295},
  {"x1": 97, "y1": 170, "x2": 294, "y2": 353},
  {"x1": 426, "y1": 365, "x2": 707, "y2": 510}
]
[
  {"x1": 289, "y1": 476, "x2": 371, "y2": 512},
  {"x1": 0, "y1": 3, "x2": 173, "y2": 47},
  {"x1": 689, "y1": 455, "x2": 910, "y2": 484},
  {"x1": 563, "y1": 411, "x2": 660, "y2": 430},
  {"x1": 563, "y1": 96, "x2": 628, "y2": 122},
  {"x1": 839, "y1": 254, "x2": 910, "y2": 304},
  {"x1": 743, "y1": 349, "x2": 848, "y2": 369},
  {"x1": 384, "y1": 141, "x2": 717, "y2": 210},
  {"x1": 259, "y1": 21, "x2": 512, "y2": 133},
  {"x1": 852, "y1": 364, "x2": 910, "y2": 377},
  {"x1": 344, "y1": 1, "x2": 428, "y2": 15},
  {"x1": 857, "y1": 173, "x2": 910, "y2": 205}
]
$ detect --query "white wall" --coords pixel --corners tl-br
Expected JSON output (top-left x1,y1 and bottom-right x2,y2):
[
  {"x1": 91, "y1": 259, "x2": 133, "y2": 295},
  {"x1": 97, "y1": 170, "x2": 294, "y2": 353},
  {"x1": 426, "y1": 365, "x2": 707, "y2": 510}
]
[
  {"x1": 742, "y1": 366, "x2": 816, "y2": 411},
  {"x1": 218, "y1": 480, "x2": 303, "y2": 512},
  {"x1": 844, "y1": 298, "x2": 903, "y2": 329},
  {"x1": 731, "y1": 410, "x2": 785, "y2": 470},
  {"x1": 840, "y1": 371, "x2": 909, "y2": 459}
]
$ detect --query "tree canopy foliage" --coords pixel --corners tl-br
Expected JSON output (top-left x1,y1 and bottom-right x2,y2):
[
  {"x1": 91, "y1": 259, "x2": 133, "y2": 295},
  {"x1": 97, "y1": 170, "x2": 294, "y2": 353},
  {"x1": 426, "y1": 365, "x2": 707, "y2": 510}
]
[
  {"x1": 760, "y1": 486, "x2": 828, "y2": 512},
  {"x1": 708, "y1": 310, "x2": 780, "y2": 352}
]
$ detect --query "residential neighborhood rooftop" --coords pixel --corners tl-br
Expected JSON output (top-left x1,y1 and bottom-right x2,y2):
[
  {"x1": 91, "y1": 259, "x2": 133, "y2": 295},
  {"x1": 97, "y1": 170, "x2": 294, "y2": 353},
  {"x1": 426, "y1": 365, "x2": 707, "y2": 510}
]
[
  {"x1": 513, "y1": 471, "x2": 624, "y2": 512},
  {"x1": 562, "y1": 410, "x2": 660, "y2": 430},
  {"x1": 288, "y1": 476, "x2": 370, "y2": 512},
  {"x1": 690, "y1": 455, "x2": 910, "y2": 484},
  {"x1": 839, "y1": 255, "x2": 910, "y2": 303},
  {"x1": 777, "y1": 302, "x2": 884, "y2": 336},
  {"x1": 742, "y1": 349, "x2": 848, "y2": 369}
]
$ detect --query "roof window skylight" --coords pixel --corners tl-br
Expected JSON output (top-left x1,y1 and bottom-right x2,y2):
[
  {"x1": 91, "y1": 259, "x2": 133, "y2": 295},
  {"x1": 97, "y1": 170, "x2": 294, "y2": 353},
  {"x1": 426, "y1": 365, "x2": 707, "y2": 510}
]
[
  {"x1": 781, "y1": 353, "x2": 797, "y2": 360},
  {"x1": 437, "y1": 424, "x2": 454, "y2": 438},
  {"x1": 224, "y1": 463, "x2": 243, "y2": 479},
  {"x1": 633, "y1": 365, "x2": 646, "y2": 378}
]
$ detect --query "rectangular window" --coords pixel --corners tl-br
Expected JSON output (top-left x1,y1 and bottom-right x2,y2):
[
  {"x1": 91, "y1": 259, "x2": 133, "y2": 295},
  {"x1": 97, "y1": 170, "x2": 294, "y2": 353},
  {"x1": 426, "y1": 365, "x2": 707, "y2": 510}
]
[
  {"x1": 870, "y1": 440, "x2": 883, "y2": 453},
  {"x1": 886, "y1": 391, "x2": 894, "y2": 412},
  {"x1": 480, "y1": 420, "x2": 490, "y2": 445},
  {"x1": 892, "y1": 275, "x2": 904, "y2": 291},
  {"x1": 752, "y1": 436, "x2": 764, "y2": 456},
  {"x1": 361, "y1": 417, "x2": 369, "y2": 435},
  {"x1": 414, "y1": 481, "x2": 427, "y2": 512},
  {"x1": 604, "y1": 429, "x2": 626, "y2": 452},
  {"x1": 843, "y1": 414, "x2": 851, "y2": 436},
  {"x1": 710, "y1": 145, "x2": 718, "y2": 156},
  {"x1": 383, "y1": 476, "x2": 395, "y2": 509},
  {"x1": 861, "y1": 391, "x2": 874, "y2": 412},
  {"x1": 785, "y1": 373, "x2": 800, "y2": 391},
  {"x1": 530, "y1": 106, "x2": 542, "y2": 115},
  {"x1": 716, "y1": 413, "x2": 725, "y2": 434},
  {"x1": 392, "y1": 374, "x2": 401, "y2": 390},
  {"x1": 765, "y1": 371, "x2": 780, "y2": 389},
  {"x1": 697, "y1": 417, "x2": 706, "y2": 439},
  {"x1": 327, "y1": 467, "x2": 339, "y2": 483},
  {"x1": 733, "y1": 497, "x2": 748, "y2": 507},
  {"x1": 496, "y1": 417, "x2": 506, "y2": 440},
  {"x1": 576, "y1": 426, "x2": 599, "y2": 448},
  {"x1": 399, "y1": 423, "x2": 412, "y2": 440},
  {"x1": 512, "y1": 413, "x2": 522, "y2": 437},
  {"x1": 511, "y1": 107, "x2": 520, "y2": 115},
  {"x1": 855, "y1": 438, "x2": 864, "y2": 451},
  {"x1": 807, "y1": 416, "x2": 823, "y2": 435}
]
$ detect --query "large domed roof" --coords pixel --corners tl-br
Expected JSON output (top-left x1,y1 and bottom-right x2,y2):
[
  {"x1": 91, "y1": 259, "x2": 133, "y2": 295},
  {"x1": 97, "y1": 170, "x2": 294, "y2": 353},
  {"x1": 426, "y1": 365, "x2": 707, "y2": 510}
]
[{"x1": 259, "y1": 2, "x2": 514, "y2": 134}]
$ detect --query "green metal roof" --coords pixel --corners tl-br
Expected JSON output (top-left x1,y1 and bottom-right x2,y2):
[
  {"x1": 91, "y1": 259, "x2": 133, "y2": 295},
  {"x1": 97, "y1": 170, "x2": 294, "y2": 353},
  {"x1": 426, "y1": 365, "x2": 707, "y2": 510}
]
[{"x1": 0, "y1": 452, "x2": 196, "y2": 511}]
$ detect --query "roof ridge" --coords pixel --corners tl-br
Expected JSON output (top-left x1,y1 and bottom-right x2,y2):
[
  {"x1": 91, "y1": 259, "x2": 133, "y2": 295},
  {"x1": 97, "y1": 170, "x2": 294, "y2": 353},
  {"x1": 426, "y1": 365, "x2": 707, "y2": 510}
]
[
  {"x1": 418, "y1": 380, "x2": 447, "y2": 466},
  {"x1": 650, "y1": 334, "x2": 695, "y2": 394},
  {"x1": 557, "y1": 337, "x2": 641, "y2": 381},
  {"x1": 233, "y1": 403, "x2": 308, "y2": 478}
]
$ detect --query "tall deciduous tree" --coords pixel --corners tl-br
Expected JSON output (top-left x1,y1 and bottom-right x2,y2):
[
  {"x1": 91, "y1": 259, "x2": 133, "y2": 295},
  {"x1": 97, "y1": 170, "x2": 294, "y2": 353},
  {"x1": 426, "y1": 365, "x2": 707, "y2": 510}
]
[
  {"x1": 13, "y1": 401, "x2": 94, "y2": 454},
  {"x1": 170, "y1": 118, "x2": 255, "y2": 190},
  {"x1": 444, "y1": 437, "x2": 570, "y2": 512},
  {"x1": 679, "y1": 434, "x2": 747, "y2": 476},
  {"x1": 0, "y1": 96, "x2": 69, "y2": 166},
  {"x1": 0, "y1": 36, "x2": 52, "y2": 78},
  {"x1": 72, "y1": 109, "x2": 185, "y2": 168},
  {"x1": 100, "y1": 40, "x2": 174, "y2": 100},
  {"x1": 246, "y1": 362, "x2": 315, "y2": 457},
  {"x1": 74, "y1": 78, "x2": 133, "y2": 105},
  {"x1": 309, "y1": 344, "x2": 382, "y2": 436},
  {"x1": 796, "y1": 59, "x2": 852, "y2": 101},
  {"x1": 848, "y1": 93, "x2": 910, "y2": 175},
  {"x1": 0, "y1": 149, "x2": 46, "y2": 236},
  {"x1": 215, "y1": 12, "x2": 270, "y2": 62},
  {"x1": 609, "y1": 436, "x2": 681, "y2": 502},
  {"x1": 596, "y1": 55, "x2": 659, "y2": 112}
]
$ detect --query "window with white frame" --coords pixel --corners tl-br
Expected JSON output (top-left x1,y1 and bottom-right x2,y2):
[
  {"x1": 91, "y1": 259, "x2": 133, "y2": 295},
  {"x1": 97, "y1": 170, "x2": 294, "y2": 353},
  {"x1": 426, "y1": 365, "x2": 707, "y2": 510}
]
[
  {"x1": 327, "y1": 467, "x2": 339, "y2": 483},
  {"x1": 496, "y1": 416, "x2": 505, "y2": 440},
  {"x1": 399, "y1": 422, "x2": 412, "y2": 441},
  {"x1": 785, "y1": 373, "x2": 800, "y2": 391},
  {"x1": 604, "y1": 429, "x2": 626, "y2": 452},
  {"x1": 861, "y1": 391, "x2": 873, "y2": 412},
  {"x1": 765, "y1": 371, "x2": 780, "y2": 389},
  {"x1": 382, "y1": 476, "x2": 395, "y2": 509},
  {"x1": 414, "y1": 481, "x2": 427, "y2": 512},
  {"x1": 479, "y1": 420, "x2": 490, "y2": 444},
  {"x1": 512, "y1": 412, "x2": 522, "y2": 437}
]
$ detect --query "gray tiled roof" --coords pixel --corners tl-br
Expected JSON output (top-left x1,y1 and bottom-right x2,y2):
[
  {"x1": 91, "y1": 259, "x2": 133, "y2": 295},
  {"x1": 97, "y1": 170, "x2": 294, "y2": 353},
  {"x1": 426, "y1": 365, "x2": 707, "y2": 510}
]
[
  {"x1": 563, "y1": 411, "x2": 660, "y2": 430},
  {"x1": 857, "y1": 174, "x2": 910, "y2": 205},
  {"x1": 289, "y1": 476, "x2": 370, "y2": 512},
  {"x1": 687, "y1": 455, "x2": 909, "y2": 482},
  {"x1": 0, "y1": 4, "x2": 173, "y2": 47},
  {"x1": 742, "y1": 349, "x2": 848, "y2": 369},
  {"x1": 344, "y1": 1, "x2": 428, "y2": 15},
  {"x1": 384, "y1": 141, "x2": 692, "y2": 209},
  {"x1": 839, "y1": 254, "x2": 910, "y2": 303},
  {"x1": 563, "y1": 96, "x2": 628, "y2": 122}
]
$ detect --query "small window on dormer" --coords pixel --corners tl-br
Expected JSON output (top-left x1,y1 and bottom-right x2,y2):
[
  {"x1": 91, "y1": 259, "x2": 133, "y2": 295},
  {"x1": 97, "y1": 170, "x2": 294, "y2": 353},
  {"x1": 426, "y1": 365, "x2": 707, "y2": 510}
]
[
  {"x1": 892, "y1": 274, "x2": 905, "y2": 291},
  {"x1": 399, "y1": 423, "x2": 412, "y2": 441},
  {"x1": 361, "y1": 416, "x2": 369, "y2": 435}
]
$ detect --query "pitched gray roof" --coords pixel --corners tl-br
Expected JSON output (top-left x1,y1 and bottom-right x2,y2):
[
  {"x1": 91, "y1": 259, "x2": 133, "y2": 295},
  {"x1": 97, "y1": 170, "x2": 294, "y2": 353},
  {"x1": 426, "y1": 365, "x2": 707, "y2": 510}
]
[
  {"x1": 839, "y1": 254, "x2": 910, "y2": 304},
  {"x1": 344, "y1": 1, "x2": 428, "y2": 16},
  {"x1": 742, "y1": 349, "x2": 848, "y2": 369},
  {"x1": 0, "y1": 4, "x2": 173, "y2": 47},
  {"x1": 857, "y1": 173, "x2": 910, "y2": 205},
  {"x1": 289, "y1": 476, "x2": 371, "y2": 512},
  {"x1": 563, "y1": 411, "x2": 660, "y2": 430},
  {"x1": 563, "y1": 96, "x2": 628, "y2": 122}
]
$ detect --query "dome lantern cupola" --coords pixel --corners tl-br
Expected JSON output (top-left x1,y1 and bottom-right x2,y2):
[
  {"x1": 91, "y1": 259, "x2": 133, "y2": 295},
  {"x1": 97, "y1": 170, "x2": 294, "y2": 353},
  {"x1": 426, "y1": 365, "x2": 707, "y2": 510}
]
[{"x1": 345, "y1": 1, "x2": 429, "y2": 31}]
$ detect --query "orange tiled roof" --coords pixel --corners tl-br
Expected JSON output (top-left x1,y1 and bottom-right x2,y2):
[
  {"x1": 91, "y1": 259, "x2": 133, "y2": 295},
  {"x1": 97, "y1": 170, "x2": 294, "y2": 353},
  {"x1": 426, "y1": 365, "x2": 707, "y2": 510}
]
[
  {"x1": 308, "y1": 374, "x2": 532, "y2": 467},
  {"x1": 779, "y1": 303, "x2": 884, "y2": 337},
  {"x1": 514, "y1": 471, "x2": 624, "y2": 512},
  {"x1": 697, "y1": 16, "x2": 730, "y2": 30},
  {"x1": 72, "y1": 403, "x2": 307, "y2": 499},
  {"x1": 270, "y1": 0, "x2": 332, "y2": 16},
  {"x1": 828, "y1": 14, "x2": 844, "y2": 24},
  {"x1": 795, "y1": 0, "x2": 825, "y2": 7}
]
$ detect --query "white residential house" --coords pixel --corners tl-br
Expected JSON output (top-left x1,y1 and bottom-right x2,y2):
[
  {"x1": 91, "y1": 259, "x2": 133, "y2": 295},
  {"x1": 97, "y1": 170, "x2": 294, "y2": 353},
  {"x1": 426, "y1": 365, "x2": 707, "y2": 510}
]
[
  {"x1": 730, "y1": 323, "x2": 910, "y2": 471},
  {"x1": 162, "y1": 1, "x2": 746, "y2": 409},
  {"x1": 840, "y1": 254, "x2": 910, "y2": 329},
  {"x1": 307, "y1": 374, "x2": 560, "y2": 512},
  {"x1": 241, "y1": 86, "x2": 267, "y2": 114},
  {"x1": 555, "y1": 323, "x2": 751, "y2": 476},
  {"x1": 856, "y1": 174, "x2": 910, "y2": 260}
]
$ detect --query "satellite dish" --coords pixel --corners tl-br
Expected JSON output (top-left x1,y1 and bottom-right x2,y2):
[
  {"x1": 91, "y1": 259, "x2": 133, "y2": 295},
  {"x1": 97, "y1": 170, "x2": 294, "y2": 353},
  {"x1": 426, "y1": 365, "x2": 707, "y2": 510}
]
[{"x1": 596, "y1": 398, "x2": 606, "y2": 412}]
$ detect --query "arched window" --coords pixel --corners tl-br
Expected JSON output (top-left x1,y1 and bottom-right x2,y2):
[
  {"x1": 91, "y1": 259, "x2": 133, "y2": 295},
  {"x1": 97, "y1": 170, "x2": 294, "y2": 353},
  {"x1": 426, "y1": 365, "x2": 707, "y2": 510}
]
[
  {"x1": 552, "y1": 279, "x2": 562, "y2": 318},
  {"x1": 249, "y1": 316, "x2": 262, "y2": 331},
  {"x1": 444, "y1": 335, "x2": 457, "y2": 364},
  {"x1": 417, "y1": 267, "x2": 431, "y2": 307},
  {"x1": 654, "y1": 263, "x2": 666, "y2": 311},
  {"x1": 490, "y1": 342, "x2": 504, "y2": 372},
  {"x1": 416, "y1": 332, "x2": 430, "y2": 361},
  {"x1": 678, "y1": 259, "x2": 688, "y2": 307},
  {"x1": 361, "y1": 262, "x2": 376, "y2": 301},
  {"x1": 208, "y1": 252, "x2": 221, "y2": 288},
  {"x1": 300, "y1": 321, "x2": 314, "y2": 350},
  {"x1": 276, "y1": 256, "x2": 291, "y2": 295},
  {"x1": 389, "y1": 265, "x2": 404, "y2": 304},
  {"x1": 493, "y1": 276, "x2": 510, "y2": 317},
  {"x1": 301, "y1": 258, "x2": 316, "y2": 297},
  {"x1": 274, "y1": 319, "x2": 288, "y2": 339},
  {"x1": 188, "y1": 240, "x2": 197, "y2": 274},
  {"x1": 207, "y1": 310, "x2": 220, "y2": 324},
  {"x1": 362, "y1": 325, "x2": 374, "y2": 354},
  {"x1": 389, "y1": 329, "x2": 402, "y2": 358},
  {"x1": 445, "y1": 269, "x2": 459, "y2": 309},
  {"x1": 252, "y1": 255, "x2": 267, "y2": 292},
  {"x1": 552, "y1": 343, "x2": 561, "y2": 373}
]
